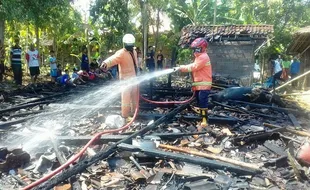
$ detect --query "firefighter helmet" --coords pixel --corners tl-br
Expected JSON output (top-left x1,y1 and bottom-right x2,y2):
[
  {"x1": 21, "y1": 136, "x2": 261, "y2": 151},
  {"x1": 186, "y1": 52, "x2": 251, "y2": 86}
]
[
  {"x1": 122, "y1": 34, "x2": 135, "y2": 45},
  {"x1": 190, "y1": 38, "x2": 208, "y2": 53}
]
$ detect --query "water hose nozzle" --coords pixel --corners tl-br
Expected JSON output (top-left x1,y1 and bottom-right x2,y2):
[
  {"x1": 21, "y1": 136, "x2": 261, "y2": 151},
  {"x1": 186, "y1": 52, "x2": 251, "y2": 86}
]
[{"x1": 173, "y1": 67, "x2": 180, "y2": 72}]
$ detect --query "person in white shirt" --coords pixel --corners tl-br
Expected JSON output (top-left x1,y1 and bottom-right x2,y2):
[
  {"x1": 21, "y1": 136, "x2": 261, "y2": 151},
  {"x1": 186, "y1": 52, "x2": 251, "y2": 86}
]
[
  {"x1": 49, "y1": 50, "x2": 57, "y2": 82},
  {"x1": 270, "y1": 57, "x2": 283, "y2": 92},
  {"x1": 26, "y1": 44, "x2": 40, "y2": 85}
]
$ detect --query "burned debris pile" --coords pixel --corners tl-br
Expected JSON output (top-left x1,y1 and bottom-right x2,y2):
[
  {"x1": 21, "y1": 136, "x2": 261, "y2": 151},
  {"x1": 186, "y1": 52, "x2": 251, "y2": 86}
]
[{"x1": 0, "y1": 76, "x2": 310, "y2": 190}]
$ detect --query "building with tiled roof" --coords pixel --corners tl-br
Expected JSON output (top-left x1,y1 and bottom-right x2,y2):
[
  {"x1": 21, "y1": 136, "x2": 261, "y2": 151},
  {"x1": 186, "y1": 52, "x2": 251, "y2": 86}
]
[
  {"x1": 178, "y1": 25, "x2": 274, "y2": 79},
  {"x1": 179, "y1": 25, "x2": 273, "y2": 47}
]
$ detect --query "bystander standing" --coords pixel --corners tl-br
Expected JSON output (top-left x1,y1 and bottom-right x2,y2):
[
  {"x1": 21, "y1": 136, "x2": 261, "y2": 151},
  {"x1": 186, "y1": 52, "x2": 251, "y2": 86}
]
[
  {"x1": 157, "y1": 50, "x2": 164, "y2": 70},
  {"x1": 26, "y1": 44, "x2": 40, "y2": 86},
  {"x1": 290, "y1": 56, "x2": 301, "y2": 88},
  {"x1": 49, "y1": 50, "x2": 57, "y2": 82},
  {"x1": 10, "y1": 38, "x2": 23, "y2": 85},
  {"x1": 146, "y1": 46, "x2": 155, "y2": 72}
]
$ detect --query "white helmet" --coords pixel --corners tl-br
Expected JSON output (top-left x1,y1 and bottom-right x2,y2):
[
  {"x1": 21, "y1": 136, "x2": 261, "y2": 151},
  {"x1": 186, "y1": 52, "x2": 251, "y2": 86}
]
[{"x1": 122, "y1": 34, "x2": 135, "y2": 45}]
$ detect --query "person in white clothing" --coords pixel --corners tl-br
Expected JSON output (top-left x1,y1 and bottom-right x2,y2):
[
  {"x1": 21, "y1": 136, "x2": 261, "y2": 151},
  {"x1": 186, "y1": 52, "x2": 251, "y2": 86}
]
[
  {"x1": 26, "y1": 44, "x2": 40, "y2": 85},
  {"x1": 270, "y1": 57, "x2": 283, "y2": 92}
]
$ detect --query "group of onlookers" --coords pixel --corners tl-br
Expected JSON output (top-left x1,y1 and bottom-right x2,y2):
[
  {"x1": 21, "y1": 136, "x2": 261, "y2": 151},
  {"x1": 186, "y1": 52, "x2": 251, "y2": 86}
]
[
  {"x1": 0, "y1": 38, "x2": 111, "y2": 87},
  {"x1": 55, "y1": 48, "x2": 109, "y2": 87},
  {"x1": 145, "y1": 46, "x2": 165, "y2": 72},
  {"x1": 271, "y1": 55, "x2": 301, "y2": 89}
]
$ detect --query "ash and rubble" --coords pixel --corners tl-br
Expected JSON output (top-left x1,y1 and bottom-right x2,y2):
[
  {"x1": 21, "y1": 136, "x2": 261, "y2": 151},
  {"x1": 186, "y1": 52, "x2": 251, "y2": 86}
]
[{"x1": 0, "y1": 75, "x2": 310, "y2": 190}]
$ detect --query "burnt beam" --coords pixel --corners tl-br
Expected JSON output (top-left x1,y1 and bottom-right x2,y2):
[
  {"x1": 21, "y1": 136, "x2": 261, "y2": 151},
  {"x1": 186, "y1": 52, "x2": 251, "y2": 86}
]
[
  {"x1": 137, "y1": 113, "x2": 240, "y2": 125},
  {"x1": 0, "y1": 115, "x2": 36, "y2": 128},
  {"x1": 228, "y1": 100, "x2": 297, "y2": 114},
  {"x1": 0, "y1": 100, "x2": 54, "y2": 115},
  {"x1": 118, "y1": 143, "x2": 260, "y2": 175},
  {"x1": 33, "y1": 102, "x2": 191, "y2": 190},
  {"x1": 51, "y1": 132, "x2": 208, "y2": 146}
]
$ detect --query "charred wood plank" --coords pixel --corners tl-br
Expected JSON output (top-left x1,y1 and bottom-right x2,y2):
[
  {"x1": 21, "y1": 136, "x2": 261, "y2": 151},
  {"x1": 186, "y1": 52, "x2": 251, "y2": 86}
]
[
  {"x1": 7, "y1": 110, "x2": 43, "y2": 118},
  {"x1": 137, "y1": 113, "x2": 240, "y2": 125},
  {"x1": 232, "y1": 128, "x2": 282, "y2": 145},
  {"x1": 213, "y1": 101, "x2": 282, "y2": 119},
  {"x1": 0, "y1": 100, "x2": 54, "y2": 115},
  {"x1": 0, "y1": 115, "x2": 36, "y2": 128},
  {"x1": 264, "y1": 123, "x2": 310, "y2": 137},
  {"x1": 228, "y1": 100, "x2": 296, "y2": 114},
  {"x1": 140, "y1": 89, "x2": 193, "y2": 96},
  {"x1": 52, "y1": 132, "x2": 208, "y2": 146},
  {"x1": 33, "y1": 103, "x2": 191, "y2": 190},
  {"x1": 19, "y1": 92, "x2": 70, "y2": 105},
  {"x1": 263, "y1": 141, "x2": 287, "y2": 156},
  {"x1": 118, "y1": 143, "x2": 260, "y2": 175},
  {"x1": 288, "y1": 113, "x2": 302, "y2": 129},
  {"x1": 158, "y1": 144, "x2": 261, "y2": 170},
  {"x1": 50, "y1": 138, "x2": 82, "y2": 190},
  {"x1": 262, "y1": 141, "x2": 288, "y2": 167}
]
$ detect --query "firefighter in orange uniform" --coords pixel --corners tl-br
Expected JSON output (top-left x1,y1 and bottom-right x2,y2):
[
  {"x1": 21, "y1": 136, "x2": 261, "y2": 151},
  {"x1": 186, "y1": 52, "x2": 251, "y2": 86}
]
[
  {"x1": 176, "y1": 38, "x2": 212, "y2": 127},
  {"x1": 100, "y1": 34, "x2": 138, "y2": 119}
]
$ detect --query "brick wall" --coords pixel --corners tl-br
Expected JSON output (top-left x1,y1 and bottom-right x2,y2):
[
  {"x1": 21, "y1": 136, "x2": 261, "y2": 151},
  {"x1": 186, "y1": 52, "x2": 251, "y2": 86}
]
[{"x1": 208, "y1": 41, "x2": 258, "y2": 78}]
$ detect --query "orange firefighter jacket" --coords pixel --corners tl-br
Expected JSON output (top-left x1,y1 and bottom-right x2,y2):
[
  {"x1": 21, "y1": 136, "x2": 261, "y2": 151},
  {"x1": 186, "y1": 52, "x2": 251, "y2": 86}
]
[
  {"x1": 103, "y1": 48, "x2": 138, "y2": 118},
  {"x1": 179, "y1": 52, "x2": 212, "y2": 91},
  {"x1": 104, "y1": 48, "x2": 137, "y2": 79}
]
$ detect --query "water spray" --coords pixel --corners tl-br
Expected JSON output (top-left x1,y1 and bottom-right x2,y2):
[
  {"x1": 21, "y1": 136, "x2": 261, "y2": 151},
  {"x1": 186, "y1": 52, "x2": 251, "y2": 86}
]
[
  {"x1": 21, "y1": 68, "x2": 197, "y2": 189},
  {"x1": 22, "y1": 70, "x2": 177, "y2": 189}
]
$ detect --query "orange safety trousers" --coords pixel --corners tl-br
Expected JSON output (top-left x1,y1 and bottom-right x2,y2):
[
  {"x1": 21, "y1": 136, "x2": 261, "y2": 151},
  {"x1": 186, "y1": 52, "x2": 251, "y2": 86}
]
[
  {"x1": 103, "y1": 48, "x2": 139, "y2": 118},
  {"x1": 121, "y1": 85, "x2": 139, "y2": 118}
]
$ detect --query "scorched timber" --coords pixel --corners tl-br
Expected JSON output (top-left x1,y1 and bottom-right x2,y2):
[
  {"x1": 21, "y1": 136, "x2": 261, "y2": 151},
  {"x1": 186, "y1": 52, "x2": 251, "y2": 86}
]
[
  {"x1": 118, "y1": 143, "x2": 261, "y2": 175},
  {"x1": 52, "y1": 132, "x2": 208, "y2": 146},
  {"x1": 138, "y1": 113, "x2": 240, "y2": 124},
  {"x1": 33, "y1": 103, "x2": 191, "y2": 190},
  {"x1": 0, "y1": 100, "x2": 54, "y2": 115}
]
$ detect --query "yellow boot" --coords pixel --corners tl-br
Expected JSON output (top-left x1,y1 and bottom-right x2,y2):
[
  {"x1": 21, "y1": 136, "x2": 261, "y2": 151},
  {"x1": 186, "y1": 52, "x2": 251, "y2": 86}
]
[{"x1": 199, "y1": 108, "x2": 208, "y2": 129}]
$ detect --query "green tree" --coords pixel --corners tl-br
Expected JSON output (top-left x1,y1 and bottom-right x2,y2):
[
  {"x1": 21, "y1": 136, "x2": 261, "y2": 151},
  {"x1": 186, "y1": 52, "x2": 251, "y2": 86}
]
[{"x1": 90, "y1": 0, "x2": 130, "y2": 50}]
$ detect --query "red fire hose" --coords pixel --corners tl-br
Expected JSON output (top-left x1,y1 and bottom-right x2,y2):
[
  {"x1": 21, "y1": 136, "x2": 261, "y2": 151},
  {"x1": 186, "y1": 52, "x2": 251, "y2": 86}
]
[
  {"x1": 22, "y1": 89, "x2": 140, "y2": 190},
  {"x1": 140, "y1": 92, "x2": 195, "y2": 104}
]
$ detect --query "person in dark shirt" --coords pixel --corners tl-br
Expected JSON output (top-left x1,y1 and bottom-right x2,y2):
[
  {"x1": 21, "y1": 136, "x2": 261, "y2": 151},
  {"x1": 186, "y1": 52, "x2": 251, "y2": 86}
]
[
  {"x1": 157, "y1": 50, "x2": 164, "y2": 70},
  {"x1": 56, "y1": 64, "x2": 62, "y2": 77},
  {"x1": 10, "y1": 38, "x2": 23, "y2": 85},
  {"x1": 290, "y1": 57, "x2": 301, "y2": 88},
  {"x1": 81, "y1": 48, "x2": 89, "y2": 72},
  {"x1": 146, "y1": 46, "x2": 155, "y2": 72}
]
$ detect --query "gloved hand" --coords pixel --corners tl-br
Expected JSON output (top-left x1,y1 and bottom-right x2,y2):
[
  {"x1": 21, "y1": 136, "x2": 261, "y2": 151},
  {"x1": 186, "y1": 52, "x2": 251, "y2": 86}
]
[
  {"x1": 173, "y1": 67, "x2": 180, "y2": 72},
  {"x1": 100, "y1": 62, "x2": 107, "y2": 70}
]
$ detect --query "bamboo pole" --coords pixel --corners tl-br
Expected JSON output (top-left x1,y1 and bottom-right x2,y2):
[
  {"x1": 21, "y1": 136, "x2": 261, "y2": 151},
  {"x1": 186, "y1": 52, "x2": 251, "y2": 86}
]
[
  {"x1": 279, "y1": 92, "x2": 310, "y2": 97},
  {"x1": 158, "y1": 144, "x2": 262, "y2": 170},
  {"x1": 271, "y1": 69, "x2": 310, "y2": 92},
  {"x1": 263, "y1": 123, "x2": 310, "y2": 137}
]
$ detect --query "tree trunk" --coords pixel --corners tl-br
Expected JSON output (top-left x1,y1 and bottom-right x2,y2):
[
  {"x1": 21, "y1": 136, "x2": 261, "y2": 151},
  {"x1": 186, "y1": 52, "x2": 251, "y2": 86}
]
[
  {"x1": 155, "y1": 8, "x2": 160, "y2": 48},
  {"x1": 53, "y1": 36, "x2": 57, "y2": 56},
  {"x1": 0, "y1": 18, "x2": 4, "y2": 45},
  {"x1": 155, "y1": 8, "x2": 160, "y2": 66},
  {"x1": 142, "y1": 0, "x2": 148, "y2": 70},
  {"x1": 35, "y1": 25, "x2": 40, "y2": 65},
  {"x1": 139, "y1": 0, "x2": 144, "y2": 57},
  {"x1": 85, "y1": 28, "x2": 91, "y2": 64},
  {"x1": 213, "y1": 0, "x2": 217, "y2": 25}
]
